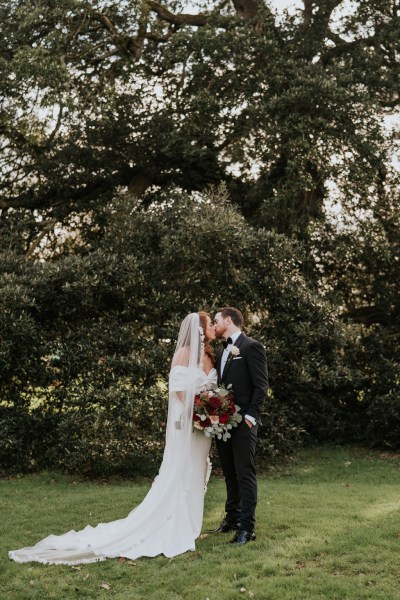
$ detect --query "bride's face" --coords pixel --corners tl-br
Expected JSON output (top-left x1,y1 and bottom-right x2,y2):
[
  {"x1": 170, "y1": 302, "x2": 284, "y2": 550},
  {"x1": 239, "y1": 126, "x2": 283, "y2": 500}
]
[{"x1": 205, "y1": 315, "x2": 216, "y2": 341}]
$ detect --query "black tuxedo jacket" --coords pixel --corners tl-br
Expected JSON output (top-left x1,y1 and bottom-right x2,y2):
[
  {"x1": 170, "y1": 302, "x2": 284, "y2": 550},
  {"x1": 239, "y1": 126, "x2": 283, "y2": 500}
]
[{"x1": 216, "y1": 333, "x2": 268, "y2": 424}]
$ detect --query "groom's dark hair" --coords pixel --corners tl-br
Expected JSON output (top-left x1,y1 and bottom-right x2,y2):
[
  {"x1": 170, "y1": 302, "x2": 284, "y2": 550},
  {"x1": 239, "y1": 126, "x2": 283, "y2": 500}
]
[{"x1": 217, "y1": 307, "x2": 244, "y2": 328}]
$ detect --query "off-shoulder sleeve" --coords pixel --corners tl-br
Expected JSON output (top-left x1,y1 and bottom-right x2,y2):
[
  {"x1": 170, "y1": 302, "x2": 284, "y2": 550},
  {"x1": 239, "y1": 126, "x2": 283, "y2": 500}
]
[{"x1": 169, "y1": 366, "x2": 199, "y2": 393}]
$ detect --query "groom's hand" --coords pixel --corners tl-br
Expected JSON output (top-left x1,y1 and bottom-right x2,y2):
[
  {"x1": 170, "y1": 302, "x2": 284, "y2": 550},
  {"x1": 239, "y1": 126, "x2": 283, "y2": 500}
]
[{"x1": 245, "y1": 418, "x2": 254, "y2": 428}]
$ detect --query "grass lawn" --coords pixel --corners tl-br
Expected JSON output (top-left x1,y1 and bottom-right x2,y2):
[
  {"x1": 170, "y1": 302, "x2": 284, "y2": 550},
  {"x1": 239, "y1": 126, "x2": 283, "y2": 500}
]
[{"x1": 1, "y1": 446, "x2": 399, "y2": 600}]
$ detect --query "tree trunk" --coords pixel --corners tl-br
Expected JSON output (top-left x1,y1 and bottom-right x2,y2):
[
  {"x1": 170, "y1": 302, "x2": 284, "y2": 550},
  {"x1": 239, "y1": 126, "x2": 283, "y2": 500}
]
[{"x1": 232, "y1": 0, "x2": 263, "y2": 20}]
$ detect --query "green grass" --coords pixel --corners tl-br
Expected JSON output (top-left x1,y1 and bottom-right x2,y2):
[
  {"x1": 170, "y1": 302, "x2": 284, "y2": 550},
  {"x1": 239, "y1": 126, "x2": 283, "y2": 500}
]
[{"x1": 1, "y1": 446, "x2": 400, "y2": 600}]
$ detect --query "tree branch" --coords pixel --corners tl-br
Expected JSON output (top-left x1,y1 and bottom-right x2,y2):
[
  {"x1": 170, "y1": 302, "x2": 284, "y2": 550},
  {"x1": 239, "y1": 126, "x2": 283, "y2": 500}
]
[
  {"x1": 146, "y1": 1, "x2": 209, "y2": 26},
  {"x1": 381, "y1": 96, "x2": 400, "y2": 108},
  {"x1": 92, "y1": 13, "x2": 120, "y2": 37},
  {"x1": 146, "y1": 0, "x2": 240, "y2": 28},
  {"x1": 47, "y1": 105, "x2": 64, "y2": 144},
  {"x1": 86, "y1": 0, "x2": 254, "y2": 64},
  {"x1": 26, "y1": 220, "x2": 58, "y2": 258},
  {"x1": 91, "y1": 11, "x2": 147, "y2": 60},
  {"x1": 340, "y1": 306, "x2": 391, "y2": 326},
  {"x1": 303, "y1": 0, "x2": 314, "y2": 23},
  {"x1": 0, "y1": 176, "x2": 114, "y2": 211},
  {"x1": 298, "y1": 0, "x2": 346, "y2": 58},
  {"x1": 322, "y1": 15, "x2": 400, "y2": 67}
]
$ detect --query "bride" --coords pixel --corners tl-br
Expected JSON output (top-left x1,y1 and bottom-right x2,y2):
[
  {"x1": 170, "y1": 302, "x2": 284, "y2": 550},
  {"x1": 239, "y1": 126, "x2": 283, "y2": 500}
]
[{"x1": 9, "y1": 312, "x2": 217, "y2": 564}]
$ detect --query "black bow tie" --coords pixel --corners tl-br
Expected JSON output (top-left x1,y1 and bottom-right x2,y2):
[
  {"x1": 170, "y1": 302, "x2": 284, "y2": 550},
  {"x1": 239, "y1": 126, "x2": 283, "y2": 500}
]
[{"x1": 222, "y1": 337, "x2": 233, "y2": 349}]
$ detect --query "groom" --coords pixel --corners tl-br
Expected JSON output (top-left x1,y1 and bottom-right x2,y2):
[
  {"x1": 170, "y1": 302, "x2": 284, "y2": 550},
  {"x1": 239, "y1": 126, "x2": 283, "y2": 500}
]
[{"x1": 210, "y1": 307, "x2": 268, "y2": 544}]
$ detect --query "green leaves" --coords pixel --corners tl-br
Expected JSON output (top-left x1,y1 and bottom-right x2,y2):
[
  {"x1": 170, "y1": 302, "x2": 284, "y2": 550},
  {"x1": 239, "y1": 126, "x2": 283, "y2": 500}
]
[
  {"x1": 0, "y1": 187, "x2": 360, "y2": 474},
  {"x1": 0, "y1": 2, "x2": 399, "y2": 472},
  {"x1": 1, "y1": 0, "x2": 398, "y2": 235}
]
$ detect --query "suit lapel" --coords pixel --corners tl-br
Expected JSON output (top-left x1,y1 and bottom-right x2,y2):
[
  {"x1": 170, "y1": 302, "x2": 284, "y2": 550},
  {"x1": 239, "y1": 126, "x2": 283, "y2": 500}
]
[{"x1": 216, "y1": 346, "x2": 224, "y2": 382}]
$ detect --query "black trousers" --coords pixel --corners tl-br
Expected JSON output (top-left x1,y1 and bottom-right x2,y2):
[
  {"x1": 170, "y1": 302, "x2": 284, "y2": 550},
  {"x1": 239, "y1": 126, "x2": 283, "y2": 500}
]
[{"x1": 215, "y1": 422, "x2": 258, "y2": 532}]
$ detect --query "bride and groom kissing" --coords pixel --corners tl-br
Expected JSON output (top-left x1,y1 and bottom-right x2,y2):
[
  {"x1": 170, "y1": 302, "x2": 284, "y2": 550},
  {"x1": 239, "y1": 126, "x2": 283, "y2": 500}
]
[{"x1": 9, "y1": 307, "x2": 268, "y2": 564}]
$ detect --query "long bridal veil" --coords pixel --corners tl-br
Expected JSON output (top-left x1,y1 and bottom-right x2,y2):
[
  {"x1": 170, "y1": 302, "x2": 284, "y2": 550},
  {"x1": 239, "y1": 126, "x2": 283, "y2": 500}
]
[{"x1": 9, "y1": 313, "x2": 206, "y2": 564}]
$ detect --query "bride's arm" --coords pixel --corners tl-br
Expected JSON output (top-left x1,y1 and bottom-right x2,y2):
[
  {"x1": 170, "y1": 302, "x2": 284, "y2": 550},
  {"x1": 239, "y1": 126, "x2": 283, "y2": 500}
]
[{"x1": 171, "y1": 348, "x2": 191, "y2": 402}]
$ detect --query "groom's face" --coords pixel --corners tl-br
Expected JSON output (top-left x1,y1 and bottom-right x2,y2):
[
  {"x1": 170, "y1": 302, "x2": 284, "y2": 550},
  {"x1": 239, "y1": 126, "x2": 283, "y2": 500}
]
[{"x1": 214, "y1": 312, "x2": 229, "y2": 339}]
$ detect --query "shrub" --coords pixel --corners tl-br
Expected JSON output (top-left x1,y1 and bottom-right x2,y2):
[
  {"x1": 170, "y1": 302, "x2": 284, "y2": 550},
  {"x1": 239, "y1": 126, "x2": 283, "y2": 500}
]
[{"x1": 0, "y1": 189, "x2": 361, "y2": 474}]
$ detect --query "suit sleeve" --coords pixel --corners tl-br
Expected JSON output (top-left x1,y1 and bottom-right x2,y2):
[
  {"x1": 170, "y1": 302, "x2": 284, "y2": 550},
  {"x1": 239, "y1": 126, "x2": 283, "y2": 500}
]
[{"x1": 246, "y1": 340, "x2": 269, "y2": 422}]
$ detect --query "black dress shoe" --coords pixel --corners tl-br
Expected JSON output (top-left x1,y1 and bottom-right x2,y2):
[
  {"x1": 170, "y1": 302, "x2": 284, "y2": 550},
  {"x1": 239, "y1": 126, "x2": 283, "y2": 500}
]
[
  {"x1": 206, "y1": 518, "x2": 241, "y2": 534},
  {"x1": 229, "y1": 530, "x2": 256, "y2": 544}
]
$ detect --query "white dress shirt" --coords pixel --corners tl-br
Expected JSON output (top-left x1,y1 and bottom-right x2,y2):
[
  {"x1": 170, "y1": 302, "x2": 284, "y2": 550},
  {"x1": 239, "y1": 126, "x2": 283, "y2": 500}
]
[
  {"x1": 221, "y1": 331, "x2": 256, "y2": 427},
  {"x1": 220, "y1": 330, "x2": 242, "y2": 373}
]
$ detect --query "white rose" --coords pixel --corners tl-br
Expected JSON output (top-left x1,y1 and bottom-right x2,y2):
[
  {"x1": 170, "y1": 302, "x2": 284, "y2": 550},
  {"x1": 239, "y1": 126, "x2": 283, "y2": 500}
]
[{"x1": 230, "y1": 346, "x2": 240, "y2": 357}]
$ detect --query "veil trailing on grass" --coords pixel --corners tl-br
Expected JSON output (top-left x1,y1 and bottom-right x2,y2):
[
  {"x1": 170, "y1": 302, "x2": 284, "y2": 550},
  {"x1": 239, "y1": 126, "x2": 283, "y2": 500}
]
[{"x1": 9, "y1": 313, "x2": 214, "y2": 564}]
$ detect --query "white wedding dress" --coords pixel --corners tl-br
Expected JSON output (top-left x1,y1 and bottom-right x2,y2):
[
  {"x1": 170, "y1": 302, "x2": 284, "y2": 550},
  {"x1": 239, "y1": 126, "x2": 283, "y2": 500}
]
[{"x1": 9, "y1": 367, "x2": 217, "y2": 565}]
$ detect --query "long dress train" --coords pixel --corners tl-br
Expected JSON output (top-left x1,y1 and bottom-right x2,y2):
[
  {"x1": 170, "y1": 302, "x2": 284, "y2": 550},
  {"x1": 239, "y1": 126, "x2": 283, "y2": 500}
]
[{"x1": 9, "y1": 367, "x2": 217, "y2": 565}]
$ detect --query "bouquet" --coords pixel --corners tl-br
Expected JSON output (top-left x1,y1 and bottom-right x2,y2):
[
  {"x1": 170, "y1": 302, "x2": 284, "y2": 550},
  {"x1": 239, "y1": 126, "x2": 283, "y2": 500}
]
[{"x1": 193, "y1": 384, "x2": 242, "y2": 441}]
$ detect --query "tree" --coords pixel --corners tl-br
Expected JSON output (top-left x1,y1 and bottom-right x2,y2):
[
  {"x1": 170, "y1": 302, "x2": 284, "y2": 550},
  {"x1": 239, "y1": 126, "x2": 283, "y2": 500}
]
[
  {"x1": 1, "y1": 0, "x2": 399, "y2": 237},
  {"x1": 1, "y1": 1, "x2": 399, "y2": 472},
  {"x1": 0, "y1": 188, "x2": 356, "y2": 474},
  {"x1": 313, "y1": 168, "x2": 400, "y2": 447}
]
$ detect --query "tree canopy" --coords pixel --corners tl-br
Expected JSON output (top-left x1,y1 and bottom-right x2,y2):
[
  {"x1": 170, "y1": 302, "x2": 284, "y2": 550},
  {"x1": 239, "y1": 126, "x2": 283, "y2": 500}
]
[
  {"x1": 1, "y1": 0, "x2": 399, "y2": 233},
  {"x1": 0, "y1": 1, "x2": 399, "y2": 473}
]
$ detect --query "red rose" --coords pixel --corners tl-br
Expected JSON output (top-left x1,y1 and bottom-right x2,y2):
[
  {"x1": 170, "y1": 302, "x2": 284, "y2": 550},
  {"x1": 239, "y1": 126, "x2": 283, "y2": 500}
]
[
  {"x1": 193, "y1": 412, "x2": 201, "y2": 422},
  {"x1": 200, "y1": 417, "x2": 211, "y2": 428},
  {"x1": 219, "y1": 413, "x2": 230, "y2": 424},
  {"x1": 208, "y1": 396, "x2": 222, "y2": 409}
]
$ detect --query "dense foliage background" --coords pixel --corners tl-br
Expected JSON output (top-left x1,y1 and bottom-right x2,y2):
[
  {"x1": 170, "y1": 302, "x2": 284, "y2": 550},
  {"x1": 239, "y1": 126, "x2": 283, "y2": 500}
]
[{"x1": 1, "y1": 0, "x2": 399, "y2": 474}]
